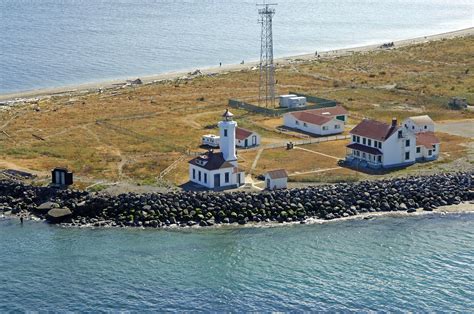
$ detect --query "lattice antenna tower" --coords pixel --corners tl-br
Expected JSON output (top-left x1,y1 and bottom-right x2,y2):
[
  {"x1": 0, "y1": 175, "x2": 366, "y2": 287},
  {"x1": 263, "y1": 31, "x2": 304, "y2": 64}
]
[{"x1": 257, "y1": 2, "x2": 277, "y2": 108}]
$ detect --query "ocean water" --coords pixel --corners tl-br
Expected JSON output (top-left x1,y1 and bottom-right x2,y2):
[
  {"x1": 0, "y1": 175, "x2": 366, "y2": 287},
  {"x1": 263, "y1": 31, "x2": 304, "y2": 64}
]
[
  {"x1": 0, "y1": 0, "x2": 473, "y2": 94},
  {"x1": 0, "y1": 214, "x2": 473, "y2": 311}
]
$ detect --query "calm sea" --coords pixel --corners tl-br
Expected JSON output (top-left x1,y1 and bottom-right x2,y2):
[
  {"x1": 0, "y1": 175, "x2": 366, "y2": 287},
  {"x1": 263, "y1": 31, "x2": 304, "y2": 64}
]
[
  {"x1": 0, "y1": 214, "x2": 473, "y2": 311},
  {"x1": 0, "y1": 0, "x2": 473, "y2": 94}
]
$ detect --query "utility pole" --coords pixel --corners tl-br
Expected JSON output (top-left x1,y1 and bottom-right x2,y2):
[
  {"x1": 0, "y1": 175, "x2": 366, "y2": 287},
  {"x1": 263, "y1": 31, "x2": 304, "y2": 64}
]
[{"x1": 258, "y1": 2, "x2": 277, "y2": 108}]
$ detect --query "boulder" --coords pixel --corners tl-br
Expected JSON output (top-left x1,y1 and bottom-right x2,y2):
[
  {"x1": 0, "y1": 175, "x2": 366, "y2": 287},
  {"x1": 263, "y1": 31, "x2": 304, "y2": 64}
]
[{"x1": 46, "y1": 207, "x2": 72, "y2": 223}]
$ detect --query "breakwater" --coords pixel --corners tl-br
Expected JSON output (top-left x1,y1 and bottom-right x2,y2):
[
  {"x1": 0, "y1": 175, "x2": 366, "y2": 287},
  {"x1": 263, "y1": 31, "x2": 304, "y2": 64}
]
[{"x1": 1, "y1": 172, "x2": 472, "y2": 228}]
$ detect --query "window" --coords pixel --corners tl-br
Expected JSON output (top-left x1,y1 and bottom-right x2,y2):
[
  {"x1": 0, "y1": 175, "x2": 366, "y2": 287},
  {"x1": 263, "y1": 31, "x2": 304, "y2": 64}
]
[
  {"x1": 198, "y1": 171, "x2": 202, "y2": 181},
  {"x1": 363, "y1": 138, "x2": 366, "y2": 145},
  {"x1": 377, "y1": 156, "x2": 382, "y2": 162},
  {"x1": 404, "y1": 124, "x2": 408, "y2": 128},
  {"x1": 405, "y1": 139, "x2": 410, "y2": 147},
  {"x1": 378, "y1": 142, "x2": 382, "y2": 149},
  {"x1": 432, "y1": 145, "x2": 436, "y2": 151},
  {"x1": 416, "y1": 147, "x2": 421, "y2": 153},
  {"x1": 405, "y1": 152, "x2": 410, "y2": 160},
  {"x1": 335, "y1": 124, "x2": 340, "y2": 129},
  {"x1": 362, "y1": 152, "x2": 366, "y2": 159},
  {"x1": 398, "y1": 130, "x2": 403, "y2": 138},
  {"x1": 412, "y1": 126, "x2": 414, "y2": 130},
  {"x1": 368, "y1": 139, "x2": 372, "y2": 146},
  {"x1": 353, "y1": 135, "x2": 357, "y2": 142},
  {"x1": 295, "y1": 120, "x2": 299, "y2": 125},
  {"x1": 224, "y1": 129, "x2": 228, "y2": 137},
  {"x1": 322, "y1": 126, "x2": 328, "y2": 130},
  {"x1": 428, "y1": 150, "x2": 432, "y2": 156},
  {"x1": 303, "y1": 122, "x2": 307, "y2": 127},
  {"x1": 193, "y1": 169, "x2": 196, "y2": 179},
  {"x1": 204, "y1": 173, "x2": 207, "y2": 184},
  {"x1": 225, "y1": 172, "x2": 230, "y2": 183},
  {"x1": 424, "y1": 125, "x2": 427, "y2": 129}
]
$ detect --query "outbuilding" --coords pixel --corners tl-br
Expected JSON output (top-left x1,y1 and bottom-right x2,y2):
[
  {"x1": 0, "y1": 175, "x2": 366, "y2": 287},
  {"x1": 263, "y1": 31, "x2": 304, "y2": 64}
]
[
  {"x1": 402, "y1": 115, "x2": 435, "y2": 133},
  {"x1": 51, "y1": 168, "x2": 73, "y2": 187},
  {"x1": 264, "y1": 169, "x2": 288, "y2": 190},
  {"x1": 236, "y1": 127, "x2": 260, "y2": 148}
]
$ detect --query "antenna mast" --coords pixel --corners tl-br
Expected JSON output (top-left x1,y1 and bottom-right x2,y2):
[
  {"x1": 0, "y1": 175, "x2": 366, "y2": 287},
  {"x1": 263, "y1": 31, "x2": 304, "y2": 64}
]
[{"x1": 258, "y1": 2, "x2": 277, "y2": 108}]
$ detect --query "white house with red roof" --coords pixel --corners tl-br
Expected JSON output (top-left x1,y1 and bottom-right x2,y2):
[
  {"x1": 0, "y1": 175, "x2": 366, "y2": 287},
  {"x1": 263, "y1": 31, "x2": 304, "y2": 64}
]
[
  {"x1": 189, "y1": 109, "x2": 245, "y2": 190},
  {"x1": 346, "y1": 118, "x2": 417, "y2": 169},
  {"x1": 235, "y1": 127, "x2": 260, "y2": 148},
  {"x1": 283, "y1": 105, "x2": 348, "y2": 136},
  {"x1": 415, "y1": 132, "x2": 440, "y2": 161},
  {"x1": 402, "y1": 115, "x2": 440, "y2": 161}
]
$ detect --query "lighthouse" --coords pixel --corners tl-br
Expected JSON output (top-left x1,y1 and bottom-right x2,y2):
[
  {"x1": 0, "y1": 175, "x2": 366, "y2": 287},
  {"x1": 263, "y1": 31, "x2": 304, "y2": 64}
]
[
  {"x1": 188, "y1": 109, "x2": 245, "y2": 190},
  {"x1": 218, "y1": 109, "x2": 238, "y2": 164}
]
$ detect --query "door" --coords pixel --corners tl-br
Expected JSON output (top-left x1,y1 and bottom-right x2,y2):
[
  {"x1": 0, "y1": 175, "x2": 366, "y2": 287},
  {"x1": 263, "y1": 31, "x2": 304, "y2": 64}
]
[
  {"x1": 266, "y1": 179, "x2": 270, "y2": 189},
  {"x1": 252, "y1": 135, "x2": 257, "y2": 146},
  {"x1": 60, "y1": 172, "x2": 65, "y2": 185},
  {"x1": 244, "y1": 139, "x2": 248, "y2": 147},
  {"x1": 55, "y1": 171, "x2": 60, "y2": 185},
  {"x1": 214, "y1": 174, "x2": 220, "y2": 188},
  {"x1": 237, "y1": 173, "x2": 241, "y2": 185}
]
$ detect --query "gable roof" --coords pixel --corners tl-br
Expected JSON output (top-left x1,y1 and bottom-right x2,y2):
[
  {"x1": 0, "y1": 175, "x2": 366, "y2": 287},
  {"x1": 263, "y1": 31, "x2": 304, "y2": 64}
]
[
  {"x1": 266, "y1": 169, "x2": 288, "y2": 179},
  {"x1": 350, "y1": 119, "x2": 399, "y2": 141},
  {"x1": 303, "y1": 105, "x2": 348, "y2": 117},
  {"x1": 235, "y1": 127, "x2": 254, "y2": 140},
  {"x1": 407, "y1": 115, "x2": 434, "y2": 125},
  {"x1": 188, "y1": 151, "x2": 234, "y2": 170},
  {"x1": 416, "y1": 132, "x2": 440, "y2": 148},
  {"x1": 290, "y1": 111, "x2": 333, "y2": 126},
  {"x1": 288, "y1": 105, "x2": 348, "y2": 126}
]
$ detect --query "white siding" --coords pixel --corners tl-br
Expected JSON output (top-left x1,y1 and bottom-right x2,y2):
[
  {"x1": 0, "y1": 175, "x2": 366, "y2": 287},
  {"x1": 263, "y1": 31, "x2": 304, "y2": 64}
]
[
  {"x1": 381, "y1": 129, "x2": 416, "y2": 167},
  {"x1": 236, "y1": 133, "x2": 261, "y2": 148},
  {"x1": 402, "y1": 118, "x2": 435, "y2": 133},
  {"x1": 264, "y1": 175, "x2": 288, "y2": 189},
  {"x1": 283, "y1": 114, "x2": 344, "y2": 136},
  {"x1": 189, "y1": 165, "x2": 244, "y2": 189}
]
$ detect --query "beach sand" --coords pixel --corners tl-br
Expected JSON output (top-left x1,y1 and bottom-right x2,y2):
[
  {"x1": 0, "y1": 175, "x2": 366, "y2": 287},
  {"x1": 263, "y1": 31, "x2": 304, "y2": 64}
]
[{"x1": 1, "y1": 27, "x2": 472, "y2": 103}]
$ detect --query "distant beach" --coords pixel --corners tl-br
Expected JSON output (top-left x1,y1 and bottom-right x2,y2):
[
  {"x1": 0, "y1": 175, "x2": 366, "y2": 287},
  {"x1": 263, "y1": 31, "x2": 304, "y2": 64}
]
[{"x1": 1, "y1": 27, "x2": 472, "y2": 103}]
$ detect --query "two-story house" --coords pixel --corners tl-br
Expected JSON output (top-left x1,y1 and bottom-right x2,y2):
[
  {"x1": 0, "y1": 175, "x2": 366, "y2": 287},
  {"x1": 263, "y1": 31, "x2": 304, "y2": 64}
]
[
  {"x1": 346, "y1": 118, "x2": 417, "y2": 169},
  {"x1": 402, "y1": 115, "x2": 440, "y2": 161}
]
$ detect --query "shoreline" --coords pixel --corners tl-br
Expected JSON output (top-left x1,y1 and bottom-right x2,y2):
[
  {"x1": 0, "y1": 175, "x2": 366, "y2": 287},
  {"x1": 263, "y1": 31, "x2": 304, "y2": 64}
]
[
  {"x1": 1, "y1": 172, "x2": 472, "y2": 230},
  {"x1": 1, "y1": 27, "x2": 472, "y2": 103},
  {"x1": 3, "y1": 202, "x2": 473, "y2": 230}
]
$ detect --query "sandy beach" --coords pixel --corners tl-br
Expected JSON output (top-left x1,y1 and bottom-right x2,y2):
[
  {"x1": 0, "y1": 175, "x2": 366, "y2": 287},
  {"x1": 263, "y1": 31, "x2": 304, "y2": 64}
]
[{"x1": 1, "y1": 27, "x2": 472, "y2": 103}]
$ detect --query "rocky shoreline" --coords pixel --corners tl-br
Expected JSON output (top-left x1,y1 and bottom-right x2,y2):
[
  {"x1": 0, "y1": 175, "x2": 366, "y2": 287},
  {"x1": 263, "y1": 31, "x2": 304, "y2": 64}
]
[{"x1": 1, "y1": 172, "x2": 473, "y2": 229}]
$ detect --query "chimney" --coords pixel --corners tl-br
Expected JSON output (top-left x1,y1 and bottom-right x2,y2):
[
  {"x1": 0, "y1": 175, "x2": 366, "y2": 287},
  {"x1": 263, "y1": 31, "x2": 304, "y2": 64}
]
[{"x1": 391, "y1": 118, "x2": 397, "y2": 127}]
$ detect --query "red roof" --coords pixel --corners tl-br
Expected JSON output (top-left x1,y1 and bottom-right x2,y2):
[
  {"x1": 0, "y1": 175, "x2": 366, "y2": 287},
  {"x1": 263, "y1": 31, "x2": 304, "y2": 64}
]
[
  {"x1": 289, "y1": 105, "x2": 348, "y2": 126},
  {"x1": 350, "y1": 119, "x2": 399, "y2": 141},
  {"x1": 303, "y1": 105, "x2": 348, "y2": 117},
  {"x1": 235, "y1": 127, "x2": 254, "y2": 140},
  {"x1": 290, "y1": 111, "x2": 333, "y2": 126},
  {"x1": 416, "y1": 132, "x2": 440, "y2": 148},
  {"x1": 347, "y1": 143, "x2": 382, "y2": 155}
]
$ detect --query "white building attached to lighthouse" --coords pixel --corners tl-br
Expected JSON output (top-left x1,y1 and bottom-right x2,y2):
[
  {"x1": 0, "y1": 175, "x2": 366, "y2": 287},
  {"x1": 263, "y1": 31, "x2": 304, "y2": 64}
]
[{"x1": 188, "y1": 109, "x2": 245, "y2": 190}]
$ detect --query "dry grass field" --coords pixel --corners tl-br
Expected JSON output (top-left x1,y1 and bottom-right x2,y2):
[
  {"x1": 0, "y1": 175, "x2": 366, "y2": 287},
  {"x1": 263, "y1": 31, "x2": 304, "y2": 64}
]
[{"x1": 0, "y1": 35, "x2": 472, "y2": 187}]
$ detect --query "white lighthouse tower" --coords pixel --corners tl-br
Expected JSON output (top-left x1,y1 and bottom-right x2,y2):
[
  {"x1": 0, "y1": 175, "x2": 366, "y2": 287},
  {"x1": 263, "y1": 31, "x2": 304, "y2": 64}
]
[{"x1": 218, "y1": 109, "x2": 238, "y2": 164}]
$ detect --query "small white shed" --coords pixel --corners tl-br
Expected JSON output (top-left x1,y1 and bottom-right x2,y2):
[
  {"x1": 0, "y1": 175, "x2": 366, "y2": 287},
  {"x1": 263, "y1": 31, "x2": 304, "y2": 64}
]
[
  {"x1": 279, "y1": 94, "x2": 296, "y2": 107},
  {"x1": 264, "y1": 169, "x2": 288, "y2": 190}
]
